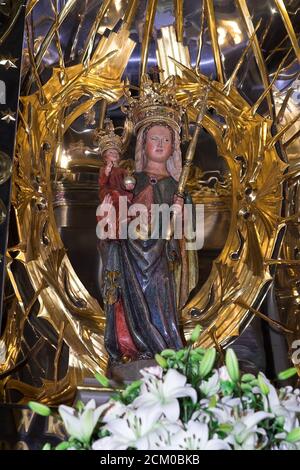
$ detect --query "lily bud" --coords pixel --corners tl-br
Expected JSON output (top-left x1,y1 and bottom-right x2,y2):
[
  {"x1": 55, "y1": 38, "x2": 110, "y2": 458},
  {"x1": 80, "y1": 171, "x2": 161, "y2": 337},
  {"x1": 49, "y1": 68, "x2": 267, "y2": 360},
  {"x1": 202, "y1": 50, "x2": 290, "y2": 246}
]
[
  {"x1": 190, "y1": 325, "x2": 202, "y2": 344},
  {"x1": 277, "y1": 367, "x2": 298, "y2": 381},
  {"x1": 155, "y1": 353, "x2": 168, "y2": 368},
  {"x1": 161, "y1": 349, "x2": 176, "y2": 358},
  {"x1": 199, "y1": 348, "x2": 216, "y2": 378},
  {"x1": 28, "y1": 401, "x2": 51, "y2": 417},
  {"x1": 225, "y1": 348, "x2": 240, "y2": 383},
  {"x1": 257, "y1": 373, "x2": 270, "y2": 395},
  {"x1": 241, "y1": 373, "x2": 256, "y2": 383}
]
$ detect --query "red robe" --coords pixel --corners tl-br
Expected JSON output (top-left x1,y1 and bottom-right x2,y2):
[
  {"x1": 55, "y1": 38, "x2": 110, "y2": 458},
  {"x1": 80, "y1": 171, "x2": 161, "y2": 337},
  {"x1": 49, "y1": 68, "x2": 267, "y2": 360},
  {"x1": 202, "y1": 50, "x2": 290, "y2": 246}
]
[{"x1": 97, "y1": 167, "x2": 134, "y2": 237}]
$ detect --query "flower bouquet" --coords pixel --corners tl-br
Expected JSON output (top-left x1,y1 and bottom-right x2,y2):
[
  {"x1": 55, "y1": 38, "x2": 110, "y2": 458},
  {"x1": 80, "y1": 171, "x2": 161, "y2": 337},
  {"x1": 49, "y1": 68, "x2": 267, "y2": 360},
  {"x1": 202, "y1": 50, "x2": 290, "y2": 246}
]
[{"x1": 30, "y1": 327, "x2": 300, "y2": 450}]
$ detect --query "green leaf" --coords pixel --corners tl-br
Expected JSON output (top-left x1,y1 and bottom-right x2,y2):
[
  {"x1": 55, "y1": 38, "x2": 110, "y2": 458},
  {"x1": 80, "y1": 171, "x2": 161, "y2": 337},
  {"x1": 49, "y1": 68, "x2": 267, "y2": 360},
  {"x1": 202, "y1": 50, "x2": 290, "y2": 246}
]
[
  {"x1": 28, "y1": 401, "x2": 51, "y2": 417},
  {"x1": 123, "y1": 380, "x2": 142, "y2": 399},
  {"x1": 190, "y1": 325, "x2": 202, "y2": 343},
  {"x1": 275, "y1": 416, "x2": 285, "y2": 427},
  {"x1": 161, "y1": 349, "x2": 176, "y2": 358},
  {"x1": 155, "y1": 354, "x2": 168, "y2": 368},
  {"x1": 257, "y1": 373, "x2": 269, "y2": 395},
  {"x1": 225, "y1": 348, "x2": 240, "y2": 383},
  {"x1": 220, "y1": 380, "x2": 235, "y2": 396},
  {"x1": 199, "y1": 348, "x2": 216, "y2": 378},
  {"x1": 277, "y1": 367, "x2": 298, "y2": 381},
  {"x1": 95, "y1": 372, "x2": 110, "y2": 387},
  {"x1": 42, "y1": 443, "x2": 51, "y2": 450},
  {"x1": 193, "y1": 347, "x2": 205, "y2": 355},
  {"x1": 241, "y1": 383, "x2": 253, "y2": 393},
  {"x1": 75, "y1": 400, "x2": 85, "y2": 412},
  {"x1": 286, "y1": 427, "x2": 300, "y2": 443},
  {"x1": 175, "y1": 350, "x2": 185, "y2": 360},
  {"x1": 241, "y1": 373, "x2": 256, "y2": 383},
  {"x1": 218, "y1": 423, "x2": 233, "y2": 434},
  {"x1": 55, "y1": 441, "x2": 71, "y2": 450}
]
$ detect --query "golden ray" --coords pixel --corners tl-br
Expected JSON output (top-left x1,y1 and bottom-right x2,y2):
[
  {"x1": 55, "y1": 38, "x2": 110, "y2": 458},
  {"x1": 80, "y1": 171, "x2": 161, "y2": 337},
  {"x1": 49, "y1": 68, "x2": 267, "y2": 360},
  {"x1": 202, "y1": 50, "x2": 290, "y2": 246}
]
[
  {"x1": 283, "y1": 128, "x2": 300, "y2": 149},
  {"x1": 175, "y1": 0, "x2": 184, "y2": 42},
  {"x1": 50, "y1": 0, "x2": 66, "y2": 85},
  {"x1": 274, "y1": 0, "x2": 300, "y2": 62},
  {"x1": 259, "y1": 18, "x2": 272, "y2": 48},
  {"x1": 276, "y1": 87, "x2": 294, "y2": 123},
  {"x1": 82, "y1": 0, "x2": 113, "y2": 69},
  {"x1": 223, "y1": 20, "x2": 261, "y2": 96},
  {"x1": 251, "y1": 47, "x2": 292, "y2": 115},
  {"x1": 0, "y1": 1, "x2": 23, "y2": 46},
  {"x1": 156, "y1": 26, "x2": 191, "y2": 81},
  {"x1": 204, "y1": 0, "x2": 224, "y2": 83},
  {"x1": 267, "y1": 111, "x2": 300, "y2": 148},
  {"x1": 25, "y1": 20, "x2": 46, "y2": 105},
  {"x1": 51, "y1": 49, "x2": 117, "y2": 102},
  {"x1": 236, "y1": 298, "x2": 294, "y2": 334},
  {"x1": 26, "y1": 0, "x2": 39, "y2": 16},
  {"x1": 140, "y1": 0, "x2": 158, "y2": 79},
  {"x1": 54, "y1": 322, "x2": 65, "y2": 386},
  {"x1": 266, "y1": 34, "x2": 288, "y2": 64},
  {"x1": 26, "y1": 0, "x2": 77, "y2": 93},
  {"x1": 31, "y1": 0, "x2": 77, "y2": 71},
  {"x1": 276, "y1": 70, "x2": 300, "y2": 123},
  {"x1": 236, "y1": 0, "x2": 273, "y2": 117},
  {"x1": 195, "y1": 1, "x2": 205, "y2": 75},
  {"x1": 265, "y1": 259, "x2": 300, "y2": 265},
  {"x1": 123, "y1": 0, "x2": 140, "y2": 28}
]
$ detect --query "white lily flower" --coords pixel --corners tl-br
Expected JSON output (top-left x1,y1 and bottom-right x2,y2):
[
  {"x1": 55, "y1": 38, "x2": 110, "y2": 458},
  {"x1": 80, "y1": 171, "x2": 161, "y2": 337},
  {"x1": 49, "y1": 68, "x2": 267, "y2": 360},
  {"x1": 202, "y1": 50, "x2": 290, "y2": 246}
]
[
  {"x1": 199, "y1": 396, "x2": 242, "y2": 425},
  {"x1": 92, "y1": 408, "x2": 168, "y2": 450},
  {"x1": 58, "y1": 399, "x2": 108, "y2": 444},
  {"x1": 171, "y1": 421, "x2": 231, "y2": 450},
  {"x1": 225, "y1": 411, "x2": 272, "y2": 450},
  {"x1": 219, "y1": 366, "x2": 231, "y2": 382},
  {"x1": 133, "y1": 369, "x2": 197, "y2": 422},
  {"x1": 199, "y1": 370, "x2": 220, "y2": 397},
  {"x1": 140, "y1": 366, "x2": 163, "y2": 380},
  {"x1": 102, "y1": 400, "x2": 128, "y2": 423},
  {"x1": 254, "y1": 374, "x2": 300, "y2": 433},
  {"x1": 274, "y1": 440, "x2": 300, "y2": 450}
]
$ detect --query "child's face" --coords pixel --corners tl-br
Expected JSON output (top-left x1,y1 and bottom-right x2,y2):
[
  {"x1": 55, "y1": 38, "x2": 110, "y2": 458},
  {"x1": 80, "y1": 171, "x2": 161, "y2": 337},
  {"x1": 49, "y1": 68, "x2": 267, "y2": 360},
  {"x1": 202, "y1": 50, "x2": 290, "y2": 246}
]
[{"x1": 103, "y1": 148, "x2": 120, "y2": 164}]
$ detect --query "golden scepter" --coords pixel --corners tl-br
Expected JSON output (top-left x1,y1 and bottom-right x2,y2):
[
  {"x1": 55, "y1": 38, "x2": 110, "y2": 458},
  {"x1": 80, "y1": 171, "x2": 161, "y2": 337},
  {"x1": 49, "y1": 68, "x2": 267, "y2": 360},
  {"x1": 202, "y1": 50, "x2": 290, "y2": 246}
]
[
  {"x1": 167, "y1": 83, "x2": 210, "y2": 241},
  {"x1": 177, "y1": 83, "x2": 210, "y2": 198}
]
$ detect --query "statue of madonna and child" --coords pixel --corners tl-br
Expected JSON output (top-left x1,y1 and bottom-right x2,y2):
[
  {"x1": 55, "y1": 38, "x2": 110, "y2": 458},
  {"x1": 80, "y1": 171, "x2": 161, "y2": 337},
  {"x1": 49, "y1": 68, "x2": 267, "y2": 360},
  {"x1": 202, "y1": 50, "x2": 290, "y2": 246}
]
[{"x1": 96, "y1": 76, "x2": 203, "y2": 373}]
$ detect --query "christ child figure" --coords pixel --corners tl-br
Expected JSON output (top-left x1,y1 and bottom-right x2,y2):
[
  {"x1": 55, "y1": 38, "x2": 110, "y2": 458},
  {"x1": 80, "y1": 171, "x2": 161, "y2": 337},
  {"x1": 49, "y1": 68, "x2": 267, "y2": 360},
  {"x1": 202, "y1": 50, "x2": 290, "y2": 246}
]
[{"x1": 97, "y1": 120, "x2": 136, "y2": 235}]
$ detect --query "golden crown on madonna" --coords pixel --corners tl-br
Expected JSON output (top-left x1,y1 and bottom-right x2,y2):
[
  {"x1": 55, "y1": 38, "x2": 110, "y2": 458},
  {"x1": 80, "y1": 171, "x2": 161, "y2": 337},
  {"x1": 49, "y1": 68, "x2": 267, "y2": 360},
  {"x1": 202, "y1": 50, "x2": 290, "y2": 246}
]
[{"x1": 124, "y1": 74, "x2": 185, "y2": 133}]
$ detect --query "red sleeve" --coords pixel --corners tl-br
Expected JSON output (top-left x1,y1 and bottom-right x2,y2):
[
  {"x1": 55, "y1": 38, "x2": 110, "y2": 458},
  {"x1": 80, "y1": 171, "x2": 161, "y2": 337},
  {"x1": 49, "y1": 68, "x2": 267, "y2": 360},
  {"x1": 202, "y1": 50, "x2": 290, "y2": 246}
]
[
  {"x1": 99, "y1": 168, "x2": 109, "y2": 186},
  {"x1": 99, "y1": 168, "x2": 110, "y2": 202}
]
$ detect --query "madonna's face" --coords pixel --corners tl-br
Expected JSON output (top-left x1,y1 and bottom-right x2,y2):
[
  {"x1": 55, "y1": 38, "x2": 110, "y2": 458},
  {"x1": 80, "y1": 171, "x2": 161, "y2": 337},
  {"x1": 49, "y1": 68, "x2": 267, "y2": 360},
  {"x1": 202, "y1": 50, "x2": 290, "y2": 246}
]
[{"x1": 145, "y1": 125, "x2": 173, "y2": 163}]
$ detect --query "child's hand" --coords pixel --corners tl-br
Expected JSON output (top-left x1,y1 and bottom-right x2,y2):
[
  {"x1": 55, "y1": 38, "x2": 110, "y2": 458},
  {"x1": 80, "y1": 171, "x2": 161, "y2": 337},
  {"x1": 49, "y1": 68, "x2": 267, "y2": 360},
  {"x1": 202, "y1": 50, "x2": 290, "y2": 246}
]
[
  {"x1": 104, "y1": 161, "x2": 113, "y2": 176},
  {"x1": 125, "y1": 183, "x2": 135, "y2": 191}
]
